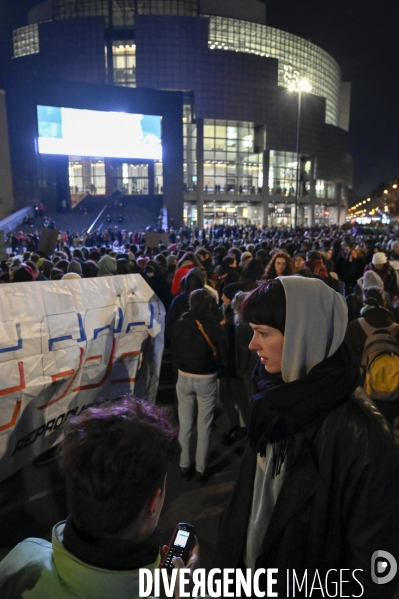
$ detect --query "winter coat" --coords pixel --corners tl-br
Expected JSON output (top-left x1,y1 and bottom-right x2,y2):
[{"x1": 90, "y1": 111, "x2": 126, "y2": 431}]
[
  {"x1": 0, "y1": 522, "x2": 161, "y2": 599},
  {"x1": 214, "y1": 387, "x2": 399, "y2": 598},
  {"x1": 363, "y1": 263, "x2": 398, "y2": 298},
  {"x1": 171, "y1": 311, "x2": 228, "y2": 375}
]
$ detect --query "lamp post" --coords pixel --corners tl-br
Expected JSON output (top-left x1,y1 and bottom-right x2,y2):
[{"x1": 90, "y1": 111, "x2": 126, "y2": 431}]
[{"x1": 288, "y1": 78, "x2": 312, "y2": 228}]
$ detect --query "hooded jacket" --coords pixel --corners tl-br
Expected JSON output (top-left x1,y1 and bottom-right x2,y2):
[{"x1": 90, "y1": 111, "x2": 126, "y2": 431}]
[
  {"x1": 214, "y1": 277, "x2": 399, "y2": 598},
  {"x1": 166, "y1": 268, "x2": 218, "y2": 341},
  {"x1": 97, "y1": 255, "x2": 116, "y2": 277}
]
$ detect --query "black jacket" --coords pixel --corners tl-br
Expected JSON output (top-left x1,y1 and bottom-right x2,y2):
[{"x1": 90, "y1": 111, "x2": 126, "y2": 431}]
[
  {"x1": 214, "y1": 388, "x2": 399, "y2": 598},
  {"x1": 345, "y1": 306, "x2": 398, "y2": 365},
  {"x1": 171, "y1": 311, "x2": 228, "y2": 375}
]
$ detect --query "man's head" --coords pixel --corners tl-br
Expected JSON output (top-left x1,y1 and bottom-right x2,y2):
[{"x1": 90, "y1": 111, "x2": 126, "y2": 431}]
[
  {"x1": 61, "y1": 398, "x2": 179, "y2": 539},
  {"x1": 189, "y1": 288, "x2": 215, "y2": 314}
]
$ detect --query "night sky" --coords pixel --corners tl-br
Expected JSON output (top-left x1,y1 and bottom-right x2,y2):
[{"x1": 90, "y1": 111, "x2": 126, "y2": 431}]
[{"x1": 0, "y1": 0, "x2": 398, "y2": 198}]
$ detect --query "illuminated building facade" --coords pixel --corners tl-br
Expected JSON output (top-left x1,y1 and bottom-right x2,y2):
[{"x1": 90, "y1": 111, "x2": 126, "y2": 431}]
[{"x1": 9, "y1": 0, "x2": 352, "y2": 227}]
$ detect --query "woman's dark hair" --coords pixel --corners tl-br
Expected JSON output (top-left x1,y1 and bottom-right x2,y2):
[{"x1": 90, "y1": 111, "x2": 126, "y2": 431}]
[
  {"x1": 229, "y1": 247, "x2": 241, "y2": 262},
  {"x1": 263, "y1": 251, "x2": 293, "y2": 280},
  {"x1": 241, "y1": 279, "x2": 286, "y2": 334},
  {"x1": 155, "y1": 254, "x2": 167, "y2": 268},
  {"x1": 176, "y1": 251, "x2": 201, "y2": 269},
  {"x1": 72, "y1": 249, "x2": 84, "y2": 261},
  {"x1": 219, "y1": 256, "x2": 236, "y2": 275},
  {"x1": 189, "y1": 288, "x2": 215, "y2": 314}
]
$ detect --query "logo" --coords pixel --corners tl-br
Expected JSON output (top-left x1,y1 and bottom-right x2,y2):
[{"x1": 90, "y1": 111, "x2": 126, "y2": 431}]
[{"x1": 371, "y1": 551, "x2": 397, "y2": 585}]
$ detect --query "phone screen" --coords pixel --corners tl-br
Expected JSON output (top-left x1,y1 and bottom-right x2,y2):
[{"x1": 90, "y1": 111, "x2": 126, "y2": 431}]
[
  {"x1": 174, "y1": 530, "x2": 190, "y2": 548},
  {"x1": 163, "y1": 524, "x2": 194, "y2": 572}
]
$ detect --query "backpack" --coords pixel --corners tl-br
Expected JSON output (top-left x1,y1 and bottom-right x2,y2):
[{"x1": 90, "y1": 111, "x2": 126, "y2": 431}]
[{"x1": 359, "y1": 317, "x2": 399, "y2": 401}]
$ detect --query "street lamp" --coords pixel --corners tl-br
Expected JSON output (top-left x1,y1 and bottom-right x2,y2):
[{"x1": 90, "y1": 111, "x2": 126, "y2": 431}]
[{"x1": 288, "y1": 78, "x2": 312, "y2": 228}]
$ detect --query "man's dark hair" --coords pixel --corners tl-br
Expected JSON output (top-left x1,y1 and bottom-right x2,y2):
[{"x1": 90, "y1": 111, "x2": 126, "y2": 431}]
[
  {"x1": 241, "y1": 279, "x2": 286, "y2": 334},
  {"x1": 61, "y1": 398, "x2": 179, "y2": 537},
  {"x1": 189, "y1": 288, "x2": 215, "y2": 314},
  {"x1": 363, "y1": 288, "x2": 385, "y2": 307}
]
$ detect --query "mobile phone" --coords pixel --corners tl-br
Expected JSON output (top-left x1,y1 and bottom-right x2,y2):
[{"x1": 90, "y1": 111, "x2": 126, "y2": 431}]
[{"x1": 161, "y1": 522, "x2": 196, "y2": 573}]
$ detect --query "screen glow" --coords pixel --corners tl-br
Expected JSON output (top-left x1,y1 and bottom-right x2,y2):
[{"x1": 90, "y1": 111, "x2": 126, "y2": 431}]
[{"x1": 37, "y1": 105, "x2": 162, "y2": 160}]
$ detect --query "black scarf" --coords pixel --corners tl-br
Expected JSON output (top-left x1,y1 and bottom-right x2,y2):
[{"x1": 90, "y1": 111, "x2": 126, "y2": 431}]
[
  {"x1": 248, "y1": 343, "x2": 360, "y2": 477},
  {"x1": 63, "y1": 515, "x2": 161, "y2": 570}
]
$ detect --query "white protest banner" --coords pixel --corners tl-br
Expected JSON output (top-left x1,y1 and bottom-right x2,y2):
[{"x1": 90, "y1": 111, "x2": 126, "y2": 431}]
[{"x1": 0, "y1": 274, "x2": 165, "y2": 482}]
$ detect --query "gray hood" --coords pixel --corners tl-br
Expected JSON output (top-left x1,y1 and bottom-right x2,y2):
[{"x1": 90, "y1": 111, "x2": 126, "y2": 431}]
[{"x1": 278, "y1": 276, "x2": 348, "y2": 383}]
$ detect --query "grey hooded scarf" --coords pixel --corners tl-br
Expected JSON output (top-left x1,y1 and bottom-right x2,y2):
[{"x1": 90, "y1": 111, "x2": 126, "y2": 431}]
[{"x1": 277, "y1": 276, "x2": 348, "y2": 383}]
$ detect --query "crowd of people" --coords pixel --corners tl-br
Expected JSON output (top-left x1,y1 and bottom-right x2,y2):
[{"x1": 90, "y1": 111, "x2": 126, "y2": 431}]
[{"x1": 1, "y1": 222, "x2": 399, "y2": 597}]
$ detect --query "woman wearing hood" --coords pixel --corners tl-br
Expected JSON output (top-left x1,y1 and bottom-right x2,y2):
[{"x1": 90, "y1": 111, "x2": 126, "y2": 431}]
[{"x1": 214, "y1": 277, "x2": 399, "y2": 598}]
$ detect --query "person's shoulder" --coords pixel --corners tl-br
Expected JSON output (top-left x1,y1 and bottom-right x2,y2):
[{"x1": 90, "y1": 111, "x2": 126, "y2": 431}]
[
  {"x1": 322, "y1": 387, "x2": 397, "y2": 453},
  {"x1": 0, "y1": 537, "x2": 52, "y2": 567},
  {"x1": 0, "y1": 538, "x2": 53, "y2": 594}
]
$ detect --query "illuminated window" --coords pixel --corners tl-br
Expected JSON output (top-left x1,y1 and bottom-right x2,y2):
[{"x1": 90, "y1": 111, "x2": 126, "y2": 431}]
[
  {"x1": 137, "y1": 1, "x2": 198, "y2": 16},
  {"x1": 201, "y1": 120, "x2": 260, "y2": 194},
  {"x1": 113, "y1": 42, "x2": 136, "y2": 87},
  {"x1": 13, "y1": 24, "x2": 39, "y2": 58},
  {"x1": 206, "y1": 16, "x2": 341, "y2": 126}
]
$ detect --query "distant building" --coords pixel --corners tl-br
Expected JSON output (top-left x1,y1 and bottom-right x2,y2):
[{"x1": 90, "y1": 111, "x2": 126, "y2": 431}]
[{"x1": 7, "y1": 0, "x2": 352, "y2": 227}]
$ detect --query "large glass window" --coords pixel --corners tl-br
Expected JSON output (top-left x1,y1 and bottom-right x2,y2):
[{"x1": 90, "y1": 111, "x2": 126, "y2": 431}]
[
  {"x1": 111, "y1": 162, "x2": 149, "y2": 195},
  {"x1": 68, "y1": 157, "x2": 105, "y2": 195},
  {"x1": 13, "y1": 24, "x2": 39, "y2": 58},
  {"x1": 91, "y1": 160, "x2": 106, "y2": 194},
  {"x1": 268, "y1": 152, "x2": 297, "y2": 197},
  {"x1": 316, "y1": 180, "x2": 336, "y2": 199},
  {"x1": 202, "y1": 120, "x2": 259, "y2": 194},
  {"x1": 154, "y1": 161, "x2": 163, "y2": 194},
  {"x1": 207, "y1": 16, "x2": 341, "y2": 126},
  {"x1": 53, "y1": 0, "x2": 110, "y2": 24},
  {"x1": 137, "y1": 1, "x2": 198, "y2": 16},
  {"x1": 113, "y1": 42, "x2": 136, "y2": 87},
  {"x1": 53, "y1": 0, "x2": 198, "y2": 26}
]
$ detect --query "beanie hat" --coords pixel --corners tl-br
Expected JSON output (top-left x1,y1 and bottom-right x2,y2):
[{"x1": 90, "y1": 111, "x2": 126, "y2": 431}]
[
  {"x1": 223, "y1": 282, "x2": 246, "y2": 300},
  {"x1": 137, "y1": 256, "x2": 149, "y2": 267},
  {"x1": 240, "y1": 251, "x2": 253, "y2": 263},
  {"x1": 372, "y1": 252, "x2": 387, "y2": 265}
]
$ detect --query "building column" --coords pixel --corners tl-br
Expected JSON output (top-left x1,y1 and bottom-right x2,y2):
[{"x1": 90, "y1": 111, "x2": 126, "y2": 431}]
[
  {"x1": 309, "y1": 157, "x2": 316, "y2": 227},
  {"x1": 335, "y1": 183, "x2": 343, "y2": 225},
  {"x1": 82, "y1": 159, "x2": 91, "y2": 194},
  {"x1": 105, "y1": 159, "x2": 113, "y2": 196},
  {"x1": 261, "y1": 150, "x2": 270, "y2": 226},
  {"x1": 148, "y1": 161, "x2": 155, "y2": 196},
  {"x1": 55, "y1": 155, "x2": 71, "y2": 211},
  {"x1": 196, "y1": 118, "x2": 204, "y2": 229}
]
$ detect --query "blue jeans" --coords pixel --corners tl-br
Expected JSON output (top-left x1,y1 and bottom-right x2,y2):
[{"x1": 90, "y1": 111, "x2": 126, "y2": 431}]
[{"x1": 176, "y1": 373, "x2": 217, "y2": 474}]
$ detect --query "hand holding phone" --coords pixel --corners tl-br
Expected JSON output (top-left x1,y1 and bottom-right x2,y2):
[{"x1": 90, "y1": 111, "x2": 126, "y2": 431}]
[{"x1": 161, "y1": 523, "x2": 196, "y2": 573}]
